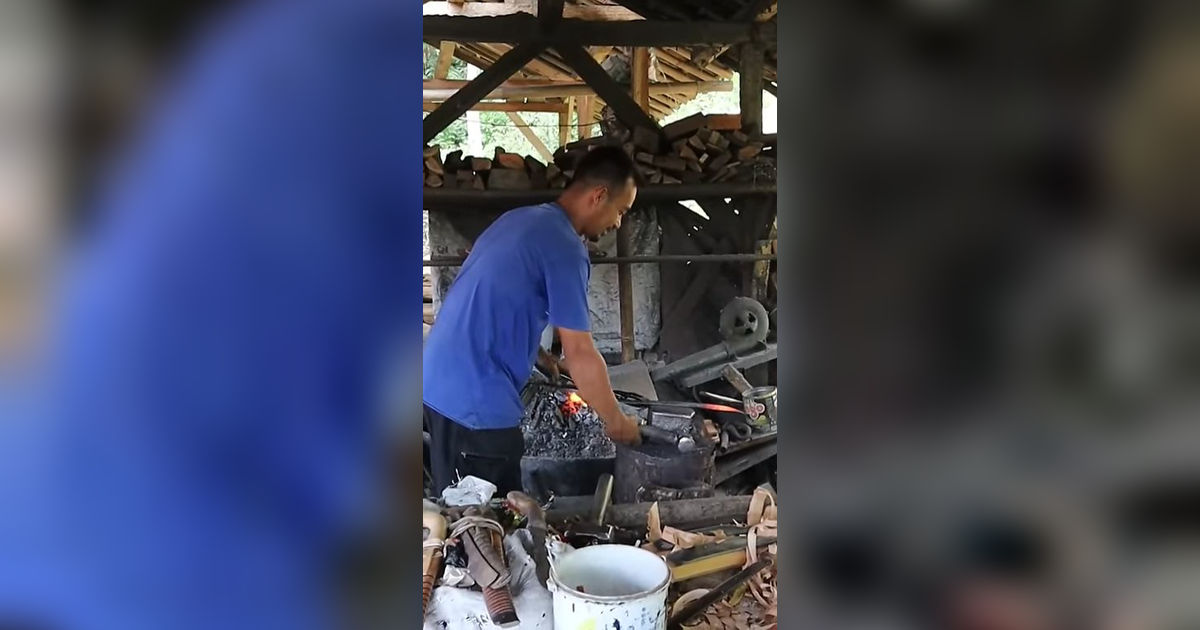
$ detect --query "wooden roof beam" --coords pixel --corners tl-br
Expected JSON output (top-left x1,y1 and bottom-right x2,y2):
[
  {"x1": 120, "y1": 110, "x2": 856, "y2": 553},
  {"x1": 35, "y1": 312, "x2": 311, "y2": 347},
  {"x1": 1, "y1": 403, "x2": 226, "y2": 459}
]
[
  {"x1": 423, "y1": 14, "x2": 773, "y2": 47},
  {"x1": 422, "y1": 101, "x2": 567, "y2": 113},
  {"x1": 423, "y1": 1, "x2": 643, "y2": 21},
  {"x1": 423, "y1": 42, "x2": 544, "y2": 143},
  {"x1": 423, "y1": 79, "x2": 731, "y2": 100}
]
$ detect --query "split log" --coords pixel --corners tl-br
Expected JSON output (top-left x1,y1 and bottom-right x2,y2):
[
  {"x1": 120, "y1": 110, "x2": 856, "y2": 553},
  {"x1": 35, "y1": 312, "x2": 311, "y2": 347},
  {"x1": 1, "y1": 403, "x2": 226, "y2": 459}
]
[
  {"x1": 662, "y1": 113, "x2": 709, "y2": 141},
  {"x1": 632, "y1": 126, "x2": 661, "y2": 153},
  {"x1": 425, "y1": 173, "x2": 444, "y2": 187},
  {"x1": 496, "y1": 152, "x2": 526, "y2": 170},
  {"x1": 736, "y1": 143, "x2": 763, "y2": 161},
  {"x1": 471, "y1": 157, "x2": 493, "y2": 171},
  {"x1": 487, "y1": 168, "x2": 532, "y2": 190},
  {"x1": 654, "y1": 155, "x2": 687, "y2": 174}
]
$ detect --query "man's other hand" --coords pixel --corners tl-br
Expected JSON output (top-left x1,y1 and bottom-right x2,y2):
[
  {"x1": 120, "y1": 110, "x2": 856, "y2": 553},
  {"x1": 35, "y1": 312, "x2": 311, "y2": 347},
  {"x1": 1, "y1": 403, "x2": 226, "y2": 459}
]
[
  {"x1": 605, "y1": 413, "x2": 642, "y2": 445},
  {"x1": 536, "y1": 347, "x2": 561, "y2": 382}
]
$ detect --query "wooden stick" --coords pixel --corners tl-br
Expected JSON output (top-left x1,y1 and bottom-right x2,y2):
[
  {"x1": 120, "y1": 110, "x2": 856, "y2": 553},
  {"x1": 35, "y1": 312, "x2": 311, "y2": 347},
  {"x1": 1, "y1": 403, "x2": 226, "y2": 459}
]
[{"x1": 422, "y1": 509, "x2": 448, "y2": 618}]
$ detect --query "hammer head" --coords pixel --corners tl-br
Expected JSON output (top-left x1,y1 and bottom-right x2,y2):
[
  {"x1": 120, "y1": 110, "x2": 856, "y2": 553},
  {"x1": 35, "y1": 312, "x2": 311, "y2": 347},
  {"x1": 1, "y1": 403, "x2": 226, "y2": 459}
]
[{"x1": 639, "y1": 425, "x2": 697, "y2": 453}]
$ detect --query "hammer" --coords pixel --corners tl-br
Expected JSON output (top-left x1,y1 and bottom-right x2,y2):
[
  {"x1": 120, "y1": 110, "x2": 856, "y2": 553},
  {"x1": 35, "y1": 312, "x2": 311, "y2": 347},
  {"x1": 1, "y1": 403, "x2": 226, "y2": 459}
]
[{"x1": 639, "y1": 425, "x2": 697, "y2": 453}]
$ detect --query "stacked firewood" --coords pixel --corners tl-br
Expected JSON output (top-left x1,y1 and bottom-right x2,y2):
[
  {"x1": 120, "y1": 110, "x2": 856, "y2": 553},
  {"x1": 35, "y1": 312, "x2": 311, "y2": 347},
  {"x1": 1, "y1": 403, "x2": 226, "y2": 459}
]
[
  {"x1": 423, "y1": 144, "x2": 554, "y2": 191},
  {"x1": 422, "y1": 114, "x2": 776, "y2": 190}
]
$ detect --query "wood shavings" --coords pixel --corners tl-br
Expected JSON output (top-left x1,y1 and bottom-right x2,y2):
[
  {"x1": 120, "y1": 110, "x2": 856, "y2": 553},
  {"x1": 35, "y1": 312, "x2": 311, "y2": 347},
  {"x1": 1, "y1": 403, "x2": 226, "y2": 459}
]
[
  {"x1": 744, "y1": 486, "x2": 779, "y2": 614},
  {"x1": 747, "y1": 486, "x2": 776, "y2": 526},
  {"x1": 647, "y1": 501, "x2": 662, "y2": 542},
  {"x1": 672, "y1": 588, "x2": 711, "y2": 624}
]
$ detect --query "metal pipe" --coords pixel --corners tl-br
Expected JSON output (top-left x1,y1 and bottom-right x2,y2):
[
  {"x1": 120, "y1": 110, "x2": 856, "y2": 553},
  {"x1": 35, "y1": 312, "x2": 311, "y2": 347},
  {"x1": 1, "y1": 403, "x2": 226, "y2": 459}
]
[
  {"x1": 424, "y1": 253, "x2": 777, "y2": 267},
  {"x1": 651, "y1": 337, "x2": 762, "y2": 383}
]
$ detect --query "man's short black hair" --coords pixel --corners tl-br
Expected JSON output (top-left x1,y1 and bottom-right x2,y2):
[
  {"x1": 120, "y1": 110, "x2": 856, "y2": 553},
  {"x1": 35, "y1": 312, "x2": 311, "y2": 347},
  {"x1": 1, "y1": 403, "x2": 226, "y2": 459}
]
[{"x1": 570, "y1": 145, "x2": 643, "y2": 189}]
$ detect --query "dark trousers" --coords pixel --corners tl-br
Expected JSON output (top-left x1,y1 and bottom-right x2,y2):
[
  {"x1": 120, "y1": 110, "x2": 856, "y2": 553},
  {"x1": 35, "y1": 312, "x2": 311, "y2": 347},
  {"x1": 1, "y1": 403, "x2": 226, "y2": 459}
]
[{"x1": 424, "y1": 404, "x2": 524, "y2": 497}]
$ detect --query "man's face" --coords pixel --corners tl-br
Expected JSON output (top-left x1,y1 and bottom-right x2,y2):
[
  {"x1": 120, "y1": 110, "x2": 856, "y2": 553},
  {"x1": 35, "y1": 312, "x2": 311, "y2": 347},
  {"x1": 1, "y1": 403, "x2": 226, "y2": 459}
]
[{"x1": 583, "y1": 177, "x2": 637, "y2": 239}]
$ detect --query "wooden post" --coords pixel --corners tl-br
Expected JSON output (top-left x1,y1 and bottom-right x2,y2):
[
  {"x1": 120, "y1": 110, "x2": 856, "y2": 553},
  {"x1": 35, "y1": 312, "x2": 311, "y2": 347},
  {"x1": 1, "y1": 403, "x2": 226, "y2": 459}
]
[
  {"x1": 578, "y1": 96, "x2": 594, "y2": 139},
  {"x1": 738, "y1": 42, "x2": 765, "y2": 136},
  {"x1": 632, "y1": 48, "x2": 650, "y2": 111},
  {"x1": 616, "y1": 47, "x2": 653, "y2": 364},
  {"x1": 553, "y1": 44, "x2": 662, "y2": 139},
  {"x1": 559, "y1": 97, "x2": 574, "y2": 147}
]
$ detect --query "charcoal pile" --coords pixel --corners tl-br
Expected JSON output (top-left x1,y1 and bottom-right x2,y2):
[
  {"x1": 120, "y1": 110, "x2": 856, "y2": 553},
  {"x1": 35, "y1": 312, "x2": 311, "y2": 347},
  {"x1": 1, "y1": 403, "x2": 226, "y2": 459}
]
[
  {"x1": 520, "y1": 385, "x2": 648, "y2": 459},
  {"x1": 521, "y1": 386, "x2": 613, "y2": 459}
]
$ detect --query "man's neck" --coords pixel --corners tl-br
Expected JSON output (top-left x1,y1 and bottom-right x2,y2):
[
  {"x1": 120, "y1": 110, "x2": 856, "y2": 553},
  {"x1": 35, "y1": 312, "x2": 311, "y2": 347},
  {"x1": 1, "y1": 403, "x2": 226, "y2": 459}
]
[{"x1": 554, "y1": 193, "x2": 587, "y2": 236}]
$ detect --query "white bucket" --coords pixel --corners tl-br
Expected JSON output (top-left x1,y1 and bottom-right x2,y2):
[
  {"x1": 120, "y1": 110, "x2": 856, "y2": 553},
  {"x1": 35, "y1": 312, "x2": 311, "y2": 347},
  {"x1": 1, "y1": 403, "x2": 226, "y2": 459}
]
[{"x1": 549, "y1": 544, "x2": 671, "y2": 630}]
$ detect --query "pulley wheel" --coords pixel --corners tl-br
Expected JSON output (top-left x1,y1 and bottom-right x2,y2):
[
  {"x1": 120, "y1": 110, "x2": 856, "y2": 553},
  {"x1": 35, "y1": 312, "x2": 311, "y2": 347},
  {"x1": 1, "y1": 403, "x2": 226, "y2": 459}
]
[{"x1": 719, "y1": 297, "x2": 769, "y2": 343}]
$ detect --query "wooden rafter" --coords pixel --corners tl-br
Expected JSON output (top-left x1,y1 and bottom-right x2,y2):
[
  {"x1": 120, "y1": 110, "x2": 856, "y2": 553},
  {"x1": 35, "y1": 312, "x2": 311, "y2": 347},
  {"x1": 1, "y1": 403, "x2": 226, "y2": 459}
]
[
  {"x1": 422, "y1": 101, "x2": 566, "y2": 113},
  {"x1": 423, "y1": 42, "x2": 544, "y2": 143},
  {"x1": 559, "y1": 97, "x2": 574, "y2": 146},
  {"x1": 553, "y1": 44, "x2": 661, "y2": 139},
  {"x1": 505, "y1": 112, "x2": 555, "y2": 162},
  {"x1": 435, "y1": 41, "x2": 456, "y2": 79},
  {"x1": 423, "y1": 14, "x2": 772, "y2": 47},
  {"x1": 423, "y1": 79, "x2": 731, "y2": 100},
  {"x1": 537, "y1": 0, "x2": 563, "y2": 32},
  {"x1": 423, "y1": 1, "x2": 642, "y2": 21}
]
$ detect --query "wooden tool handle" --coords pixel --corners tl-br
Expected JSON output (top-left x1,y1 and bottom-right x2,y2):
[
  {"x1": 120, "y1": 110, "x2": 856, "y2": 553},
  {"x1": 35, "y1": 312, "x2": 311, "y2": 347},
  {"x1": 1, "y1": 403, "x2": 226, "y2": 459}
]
[{"x1": 422, "y1": 510, "x2": 448, "y2": 617}]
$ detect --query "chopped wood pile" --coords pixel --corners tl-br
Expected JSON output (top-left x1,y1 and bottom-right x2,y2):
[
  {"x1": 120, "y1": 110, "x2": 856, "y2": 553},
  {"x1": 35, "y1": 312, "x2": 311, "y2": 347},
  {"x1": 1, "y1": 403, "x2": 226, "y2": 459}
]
[{"x1": 422, "y1": 114, "x2": 777, "y2": 190}]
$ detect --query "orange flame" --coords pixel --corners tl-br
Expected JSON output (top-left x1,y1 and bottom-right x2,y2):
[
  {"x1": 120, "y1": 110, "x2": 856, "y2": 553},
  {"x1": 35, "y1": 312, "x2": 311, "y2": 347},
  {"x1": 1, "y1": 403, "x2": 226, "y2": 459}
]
[{"x1": 561, "y1": 391, "x2": 588, "y2": 416}]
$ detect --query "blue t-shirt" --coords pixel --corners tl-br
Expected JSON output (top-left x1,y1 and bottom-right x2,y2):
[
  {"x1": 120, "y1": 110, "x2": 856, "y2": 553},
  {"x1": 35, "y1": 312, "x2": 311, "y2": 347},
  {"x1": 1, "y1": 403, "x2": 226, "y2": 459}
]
[{"x1": 423, "y1": 203, "x2": 591, "y2": 429}]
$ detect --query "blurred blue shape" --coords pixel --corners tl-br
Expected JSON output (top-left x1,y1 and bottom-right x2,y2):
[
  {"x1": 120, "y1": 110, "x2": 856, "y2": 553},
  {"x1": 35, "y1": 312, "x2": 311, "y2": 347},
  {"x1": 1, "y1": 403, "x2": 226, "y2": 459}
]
[{"x1": 0, "y1": 0, "x2": 422, "y2": 628}]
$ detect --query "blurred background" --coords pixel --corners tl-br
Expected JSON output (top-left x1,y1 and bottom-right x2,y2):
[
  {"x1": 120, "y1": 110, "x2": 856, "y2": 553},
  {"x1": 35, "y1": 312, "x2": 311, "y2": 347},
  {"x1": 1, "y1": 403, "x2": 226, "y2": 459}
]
[{"x1": 2, "y1": 0, "x2": 1200, "y2": 628}]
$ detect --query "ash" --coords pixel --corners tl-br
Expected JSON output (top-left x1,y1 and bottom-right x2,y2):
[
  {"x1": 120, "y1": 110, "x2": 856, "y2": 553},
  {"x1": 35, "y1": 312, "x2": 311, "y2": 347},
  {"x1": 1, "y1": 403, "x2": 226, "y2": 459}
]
[{"x1": 521, "y1": 387, "x2": 642, "y2": 459}]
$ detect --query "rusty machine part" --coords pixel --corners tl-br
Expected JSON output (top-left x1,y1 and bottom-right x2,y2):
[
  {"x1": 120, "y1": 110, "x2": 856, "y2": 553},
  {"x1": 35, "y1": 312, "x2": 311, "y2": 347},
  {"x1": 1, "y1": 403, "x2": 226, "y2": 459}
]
[{"x1": 719, "y1": 296, "x2": 770, "y2": 343}]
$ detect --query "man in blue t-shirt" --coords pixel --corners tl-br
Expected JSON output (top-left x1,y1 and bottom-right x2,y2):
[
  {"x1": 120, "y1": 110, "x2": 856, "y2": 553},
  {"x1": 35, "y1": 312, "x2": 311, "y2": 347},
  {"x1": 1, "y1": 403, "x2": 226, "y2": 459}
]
[{"x1": 423, "y1": 146, "x2": 643, "y2": 494}]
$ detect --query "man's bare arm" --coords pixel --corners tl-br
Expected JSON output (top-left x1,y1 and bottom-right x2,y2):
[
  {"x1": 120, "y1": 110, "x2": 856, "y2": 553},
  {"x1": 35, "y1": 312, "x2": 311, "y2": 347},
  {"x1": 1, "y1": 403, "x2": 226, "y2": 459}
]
[{"x1": 557, "y1": 328, "x2": 639, "y2": 443}]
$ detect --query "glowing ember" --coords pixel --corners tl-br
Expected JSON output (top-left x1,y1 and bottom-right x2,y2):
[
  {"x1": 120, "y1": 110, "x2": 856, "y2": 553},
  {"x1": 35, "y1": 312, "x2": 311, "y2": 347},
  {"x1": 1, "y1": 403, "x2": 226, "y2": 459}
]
[{"x1": 561, "y1": 391, "x2": 588, "y2": 415}]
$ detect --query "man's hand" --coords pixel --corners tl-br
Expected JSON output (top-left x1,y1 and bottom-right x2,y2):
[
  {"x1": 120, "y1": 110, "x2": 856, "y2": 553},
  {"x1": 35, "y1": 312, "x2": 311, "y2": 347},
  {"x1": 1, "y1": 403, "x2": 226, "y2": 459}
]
[
  {"x1": 536, "y1": 347, "x2": 562, "y2": 382},
  {"x1": 605, "y1": 413, "x2": 642, "y2": 445}
]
